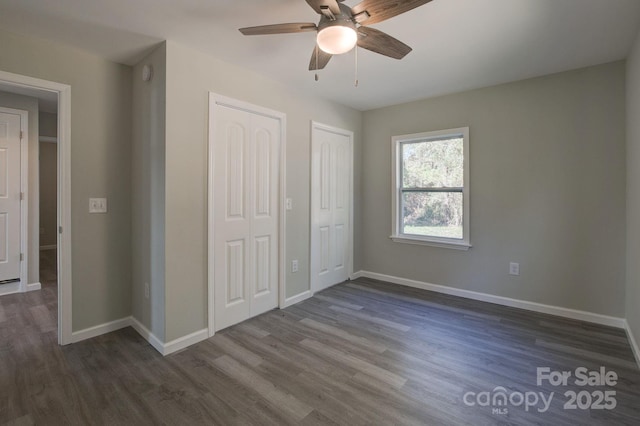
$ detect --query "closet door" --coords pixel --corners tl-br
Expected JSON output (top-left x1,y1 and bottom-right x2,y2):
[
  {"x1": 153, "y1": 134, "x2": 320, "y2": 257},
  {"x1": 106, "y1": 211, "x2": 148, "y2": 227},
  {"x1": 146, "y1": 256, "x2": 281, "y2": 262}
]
[
  {"x1": 0, "y1": 110, "x2": 22, "y2": 283},
  {"x1": 310, "y1": 123, "x2": 352, "y2": 293},
  {"x1": 212, "y1": 104, "x2": 279, "y2": 331}
]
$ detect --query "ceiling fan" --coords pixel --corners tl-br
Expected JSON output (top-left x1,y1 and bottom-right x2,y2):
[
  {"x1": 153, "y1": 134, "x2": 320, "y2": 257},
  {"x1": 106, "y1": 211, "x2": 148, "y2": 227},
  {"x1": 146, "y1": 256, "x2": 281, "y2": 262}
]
[{"x1": 239, "y1": 0, "x2": 433, "y2": 72}]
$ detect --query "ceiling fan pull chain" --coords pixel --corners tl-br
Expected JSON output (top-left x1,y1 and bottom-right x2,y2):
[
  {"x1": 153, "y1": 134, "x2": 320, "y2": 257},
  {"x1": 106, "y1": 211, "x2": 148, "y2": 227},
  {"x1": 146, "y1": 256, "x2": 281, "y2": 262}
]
[
  {"x1": 354, "y1": 46, "x2": 359, "y2": 87},
  {"x1": 315, "y1": 44, "x2": 319, "y2": 81}
]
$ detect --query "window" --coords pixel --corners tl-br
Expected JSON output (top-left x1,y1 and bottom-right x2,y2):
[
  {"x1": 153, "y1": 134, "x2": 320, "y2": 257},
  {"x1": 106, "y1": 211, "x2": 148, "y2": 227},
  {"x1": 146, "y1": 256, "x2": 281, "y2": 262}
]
[{"x1": 391, "y1": 127, "x2": 470, "y2": 250}]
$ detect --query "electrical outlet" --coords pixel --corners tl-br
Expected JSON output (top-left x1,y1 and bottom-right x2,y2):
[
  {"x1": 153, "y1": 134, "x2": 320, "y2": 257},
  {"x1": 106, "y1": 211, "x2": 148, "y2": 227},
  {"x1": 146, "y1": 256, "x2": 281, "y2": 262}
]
[
  {"x1": 292, "y1": 259, "x2": 299, "y2": 273},
  {"x1": 509, "y1": 262, "x2": 520, "y2": 276},
  {"x1": 144, "y1": 282, "x2": 150, "y2": 299}
]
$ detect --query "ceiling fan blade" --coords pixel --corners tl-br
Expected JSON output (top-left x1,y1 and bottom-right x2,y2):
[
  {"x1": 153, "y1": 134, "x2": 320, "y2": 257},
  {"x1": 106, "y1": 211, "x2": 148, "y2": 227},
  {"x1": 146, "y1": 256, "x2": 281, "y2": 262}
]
[
  {"x1": 239, "y1": 23, "x2": 317, "y2": 36},
  {"x1": 305, "y1": 0, "x2": 342, "y2": 16},
  {"x1": 351, "y1": 0, "x2": 432, "y2": 25},
  {"x1": 309, "y1": 46, "x2": 333, "y2": 70},
  {"x1": 356, "y1": 27, "x2": 412, "y2": 59}
]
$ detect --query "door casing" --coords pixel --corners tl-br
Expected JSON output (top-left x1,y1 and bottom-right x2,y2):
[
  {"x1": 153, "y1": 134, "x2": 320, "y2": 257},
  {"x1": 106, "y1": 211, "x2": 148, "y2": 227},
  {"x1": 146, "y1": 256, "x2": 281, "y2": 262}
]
[{"x1": 0, "y1": 70, "x2": 72, "y2": 345}]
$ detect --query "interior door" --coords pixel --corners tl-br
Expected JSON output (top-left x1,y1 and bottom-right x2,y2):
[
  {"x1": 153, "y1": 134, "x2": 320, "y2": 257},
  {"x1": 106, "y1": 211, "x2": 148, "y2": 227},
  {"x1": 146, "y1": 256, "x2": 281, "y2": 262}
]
[
  {"x1": 311, "y1": 123, "x2": 352, "y2": 293},
  {"x1": 213, "y1": 103, "x2": 280, "y2": 331},
  {"x1": 0, "y1": 111, "x2": 22, "y2": 283}
]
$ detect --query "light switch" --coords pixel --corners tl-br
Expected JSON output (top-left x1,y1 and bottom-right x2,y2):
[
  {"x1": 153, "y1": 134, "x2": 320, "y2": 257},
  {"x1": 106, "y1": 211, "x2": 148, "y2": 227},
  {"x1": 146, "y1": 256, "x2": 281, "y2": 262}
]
[
  {"x1": 286, "y1": 198, "x2": 293, "y2": 211},
  {"x1": 89, "y1": 198, "x2": 108, "y2": 213}
]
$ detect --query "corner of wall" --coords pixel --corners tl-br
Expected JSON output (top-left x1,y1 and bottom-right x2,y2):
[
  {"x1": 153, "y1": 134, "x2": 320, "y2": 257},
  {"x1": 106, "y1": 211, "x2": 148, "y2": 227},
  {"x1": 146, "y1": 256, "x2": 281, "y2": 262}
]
[
  {"x1": 626, "y1": 27, "x2": 640, "y2": 371},
  {"x1": 131, "y1": 42, "x2": 167, "y2": 343}
]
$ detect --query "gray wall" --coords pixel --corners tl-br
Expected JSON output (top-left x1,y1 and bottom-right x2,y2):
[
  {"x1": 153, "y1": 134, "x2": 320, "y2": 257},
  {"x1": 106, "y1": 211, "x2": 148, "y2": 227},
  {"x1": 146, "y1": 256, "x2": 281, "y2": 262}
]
[
  {"x1": 39, "y1": 111, "x2": 57, "y2": 137},
  {"x1": 39, "y1": 141, "x2": 57, "y2": 248},
  {"x1": 0, "y1": 29, "x2": 132, "y2": 331},
  {"x1": 131, "y1": 43, "x2": 167, "y2": 341},
  {"x1": 0, "y1": 91, "x2": 39, "y2": 285},
  {"x1": 39, "y1": 111, "x2": 57, "y2": 248},
  {"x1": 163, "y1": 41, "x2": 362, "y2": 341},
  {"x1": 360, "y1": 61, "x2": 626, "y2": 317},
  {"x1": 627, "y1": 31, "x2": 640, "y2": 351}
]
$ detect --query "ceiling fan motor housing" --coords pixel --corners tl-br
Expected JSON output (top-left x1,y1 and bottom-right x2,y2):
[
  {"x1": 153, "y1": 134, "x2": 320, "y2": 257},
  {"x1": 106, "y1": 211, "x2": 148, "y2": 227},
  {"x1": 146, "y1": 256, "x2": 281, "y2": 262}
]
[{"x1": 317, "y1": 3, "x2": 357, "y2": 55}]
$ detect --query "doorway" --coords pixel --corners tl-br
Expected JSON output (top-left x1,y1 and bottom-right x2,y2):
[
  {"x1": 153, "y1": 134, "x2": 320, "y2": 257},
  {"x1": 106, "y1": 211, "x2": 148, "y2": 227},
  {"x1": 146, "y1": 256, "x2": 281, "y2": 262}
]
[
  {"x1": 310, "y1": 122, "x2": 353, "y2": 293},
  {"x1": 0, "y1": 70, "x2": 72, "y2": 345},
  {"x1": 208, "y1": 93, "x2": 286, "y2": 334},
  {"x1": 39, "y1": 110, "x2": 59, "y2": 292}
]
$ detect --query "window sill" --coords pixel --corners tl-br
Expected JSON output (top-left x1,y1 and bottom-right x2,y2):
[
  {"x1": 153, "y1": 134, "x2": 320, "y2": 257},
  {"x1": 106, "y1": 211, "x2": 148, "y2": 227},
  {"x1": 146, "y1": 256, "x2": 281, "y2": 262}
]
[{"x1": 390, "y1": 235, "x2": 472, "y2": 251}]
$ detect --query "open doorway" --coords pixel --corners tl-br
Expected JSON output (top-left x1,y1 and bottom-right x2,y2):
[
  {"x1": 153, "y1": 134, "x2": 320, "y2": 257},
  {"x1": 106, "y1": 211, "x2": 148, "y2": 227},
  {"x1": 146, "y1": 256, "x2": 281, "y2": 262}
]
[
  {"x1": 0, "y1": 70, "x2": 72, "y2": 345},
  {"x1": 39, "y1": 109, "x2": 58, "y2": 295}
]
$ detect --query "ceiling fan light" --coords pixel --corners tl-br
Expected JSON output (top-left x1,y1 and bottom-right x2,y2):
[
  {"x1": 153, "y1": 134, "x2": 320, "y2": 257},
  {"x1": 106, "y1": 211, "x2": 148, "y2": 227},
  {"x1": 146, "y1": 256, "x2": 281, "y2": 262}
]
[{"x1": 317, "y1": 25, "x2": 357, "y2": 55}]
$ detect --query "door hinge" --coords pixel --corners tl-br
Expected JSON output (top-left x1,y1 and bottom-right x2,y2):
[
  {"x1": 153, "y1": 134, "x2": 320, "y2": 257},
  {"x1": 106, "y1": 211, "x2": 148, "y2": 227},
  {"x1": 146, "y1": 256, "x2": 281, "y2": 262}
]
[
  {"x1": 20, "y1": 253, "x2": 23, "y2": 261},
  {"x1": 59, "y1": 226, "x2": 63, "y2": 234},
  {"x1": 20, "y1": 131, "x2": 23, "y2": 140},
  {"x1": 20, "y1": 192, "x2": 24, "y2": 201}
]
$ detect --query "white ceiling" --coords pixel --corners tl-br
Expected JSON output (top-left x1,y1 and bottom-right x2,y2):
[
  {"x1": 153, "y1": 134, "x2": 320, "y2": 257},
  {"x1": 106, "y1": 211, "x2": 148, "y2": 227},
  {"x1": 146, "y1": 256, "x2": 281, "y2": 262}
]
[{"x1": 0, "y1": 0, "x2": 639, "y2": 111}]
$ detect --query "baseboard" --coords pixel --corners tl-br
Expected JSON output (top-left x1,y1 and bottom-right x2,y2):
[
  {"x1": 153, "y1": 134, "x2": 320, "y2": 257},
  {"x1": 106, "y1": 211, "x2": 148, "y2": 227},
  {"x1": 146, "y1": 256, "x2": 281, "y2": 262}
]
[
  {"x1": 129, "y1": 317, "x2": 165, "y2": 354},
  {"x1": 163, "y1": 328, "x2": 209, "y2": 355},
  {"x1": 350, "y1": 271, "x2": 364, "y2": 280},
  {"x1": 39, "y1": 245, "x2": 57, "y2": 251},
  {"x1": 282, "y1": 290, "x2": 313, "y2": 308},
  {"x1": 70, "y1": 315, "x2": 209, "y2": 356},
  {"x1": 0, "y1": 281, "x2": 21, "y2": 296},
  {"x1": 26, "y1": 282, "x2": 41, "y2": 292},
  {"x1": 70, "y1": 316, "x2": 132, "y2": 343},
  {"x1": 624, "y1": 321, "x2": 640, "y2": 369},
  {"x1": 354, "y1": 271, "x2": 626, "y2": 329},
  {"x1": 129, "y1": 317, "x2": 208, "y2": 356},
  {"x1": 0, "y1": 281, "x2": 40, "y2": 296}
]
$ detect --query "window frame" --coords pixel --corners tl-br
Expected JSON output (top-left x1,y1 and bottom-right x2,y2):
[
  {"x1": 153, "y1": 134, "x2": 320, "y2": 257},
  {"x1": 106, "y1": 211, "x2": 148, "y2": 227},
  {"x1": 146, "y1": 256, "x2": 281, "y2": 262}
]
[{"x1": 390, "y1": 127, "x2": 471, "y2": 250}]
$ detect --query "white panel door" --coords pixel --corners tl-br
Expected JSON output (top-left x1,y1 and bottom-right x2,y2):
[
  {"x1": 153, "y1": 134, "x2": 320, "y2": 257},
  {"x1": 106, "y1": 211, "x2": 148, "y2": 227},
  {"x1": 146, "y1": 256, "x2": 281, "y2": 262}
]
[
  {"x1": 213, "y1": 104, "x2": 279, "y2": 331},
  {"x1": 0, "y1": 112, "x2": 21, "y2": 283},
  {"x1": 311, "y1": 123, "x2": 352, "y2": 292}
]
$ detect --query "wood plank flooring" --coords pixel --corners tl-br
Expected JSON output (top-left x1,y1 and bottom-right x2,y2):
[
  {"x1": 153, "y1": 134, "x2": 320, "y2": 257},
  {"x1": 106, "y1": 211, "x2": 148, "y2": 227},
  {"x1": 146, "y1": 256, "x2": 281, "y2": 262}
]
[{"x1": 1, "y1": 272, "x2": 639, "y2": 425}]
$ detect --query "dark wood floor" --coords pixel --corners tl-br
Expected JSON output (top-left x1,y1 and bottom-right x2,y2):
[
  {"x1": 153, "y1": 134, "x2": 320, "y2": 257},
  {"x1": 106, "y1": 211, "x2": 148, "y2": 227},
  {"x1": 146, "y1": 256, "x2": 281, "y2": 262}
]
[{"x1": 1, "y1": 261, "x2": 639, "y2": 425}]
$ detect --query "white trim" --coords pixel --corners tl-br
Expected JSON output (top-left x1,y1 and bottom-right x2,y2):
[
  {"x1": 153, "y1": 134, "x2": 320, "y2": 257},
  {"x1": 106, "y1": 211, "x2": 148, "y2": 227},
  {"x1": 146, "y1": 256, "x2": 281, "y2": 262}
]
[
  {"x1": 130, "y1": 316, "x2": 208, "y2": 356},
  {"x1": 130, "y1": 317, "x2": 165, "y2": 354},
  {"x1": 207, "y1": 94, "x2": 214, "y2": 337},
  {"x1": 163, "y1": 328, "x2": 209, "y2": 355},
  {"x1": 207, "y1": 93, "x2": 287, "y2": 337},
  {"x1": 70, "y1": 316, "x2": 131, "y2": 343},
  {"x1": 40, "y1": 244, "x2": 57, "y2": 250},
  {"x1": 0, "y1": 282, "x2": 21, "y2": 296},
  {"x1": 39, "y1": 136, "x2": 57, "y2": 144},
  {"x1": 67, "y1": 315, "x2": 210, "y2": 356},
  {"x1": 0, "y1": 70, "x2": 72, "y2": 346},
  {"x1": 0, "y1": 282, "x2": 41, "y2": 295},
  {"x1": 19, "y1": 109, "x2": 28, "y2": 294},
  {"x1": 390, "y1": 235, "x2": 471, "y2": 250},
  {"x1": 282, "y1": 290, "x2": 313, "y2": 308},
  {"x1": 391, "y1": 127, "x2": 471, "y2": 249},
  {"x1": 625, "y1": 321, "x2": 640, "y2": 368},
  {"x1": 57, "y1": 85, "x2": 72, "y2": 345},
  {"x1": 26, "y1": 282, "x2": 41, "y2": 292},
  {"x1": 355, "y1": 270, "x2": 626, "y2": 329},
  {"x1": 309, "y1": 121, "x2": 355, "y2": 294},
  {"x1": 350, "y1": 270, "x2": 364, "y2": 280}
]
